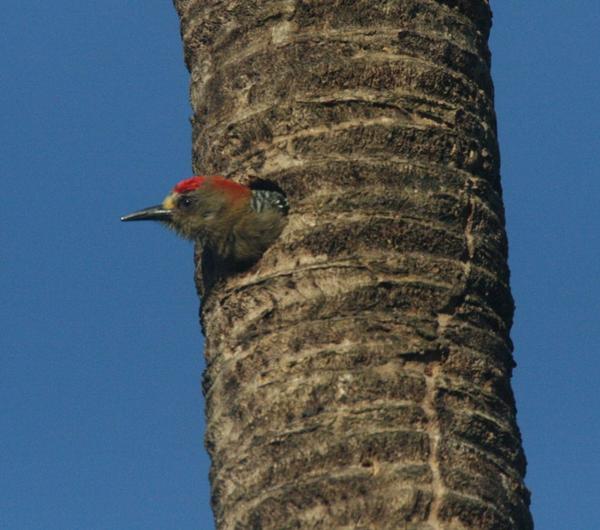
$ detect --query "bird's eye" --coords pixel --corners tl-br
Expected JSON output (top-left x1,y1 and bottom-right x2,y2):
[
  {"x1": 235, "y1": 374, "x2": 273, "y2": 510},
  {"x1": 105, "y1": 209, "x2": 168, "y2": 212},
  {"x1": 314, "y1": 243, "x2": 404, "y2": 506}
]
[{"x1": 179, "y1": 195, "x2": 193, "y2": 209}]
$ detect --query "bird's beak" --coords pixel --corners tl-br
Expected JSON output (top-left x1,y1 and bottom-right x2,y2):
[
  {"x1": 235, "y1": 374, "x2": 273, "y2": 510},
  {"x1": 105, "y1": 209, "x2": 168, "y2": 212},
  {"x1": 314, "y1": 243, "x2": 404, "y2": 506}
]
[{"x1": 120, "y1": 205, "x2": 173, "y2": 222}]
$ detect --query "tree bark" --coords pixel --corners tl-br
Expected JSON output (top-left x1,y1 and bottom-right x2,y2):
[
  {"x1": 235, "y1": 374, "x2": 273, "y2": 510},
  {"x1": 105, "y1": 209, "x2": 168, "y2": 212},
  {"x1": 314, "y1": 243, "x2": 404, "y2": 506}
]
[{"x1": 173, "y1": 1, "x2": 532, "y2": 528}]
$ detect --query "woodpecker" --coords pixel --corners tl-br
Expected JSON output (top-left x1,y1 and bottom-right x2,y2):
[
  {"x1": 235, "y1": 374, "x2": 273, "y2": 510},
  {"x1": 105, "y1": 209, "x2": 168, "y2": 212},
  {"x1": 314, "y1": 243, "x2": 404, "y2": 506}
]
[{"x1": 121, "y1": 176, "x2": 288, "y2": 267}]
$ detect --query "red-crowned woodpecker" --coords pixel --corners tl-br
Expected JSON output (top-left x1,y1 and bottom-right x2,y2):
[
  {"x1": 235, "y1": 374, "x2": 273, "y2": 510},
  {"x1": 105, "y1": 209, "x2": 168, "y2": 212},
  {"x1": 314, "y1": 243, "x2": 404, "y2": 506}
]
[{"x1": 121, "y1": 176, "x2": 288, "y2": 267}]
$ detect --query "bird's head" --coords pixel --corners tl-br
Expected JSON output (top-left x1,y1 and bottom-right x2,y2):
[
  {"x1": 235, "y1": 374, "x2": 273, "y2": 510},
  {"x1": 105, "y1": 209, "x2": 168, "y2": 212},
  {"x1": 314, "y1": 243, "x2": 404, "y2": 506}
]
[{"x1": 121, "y1": 176, "x2": 251, "y2": 240}]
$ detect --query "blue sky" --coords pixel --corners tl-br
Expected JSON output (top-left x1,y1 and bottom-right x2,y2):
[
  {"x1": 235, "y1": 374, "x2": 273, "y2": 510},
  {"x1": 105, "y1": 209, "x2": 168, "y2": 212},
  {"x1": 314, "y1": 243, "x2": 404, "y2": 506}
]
[{"x1": 1, "y1": 2, "x2": 598, "y2": 529}]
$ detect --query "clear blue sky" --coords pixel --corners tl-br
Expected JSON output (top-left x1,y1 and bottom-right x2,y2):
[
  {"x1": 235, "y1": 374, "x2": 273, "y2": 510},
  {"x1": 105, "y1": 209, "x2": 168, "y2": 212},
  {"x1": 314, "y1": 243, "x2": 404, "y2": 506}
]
[{"x1": 1, "y1": 2, "x2": 598, "y2": 529}]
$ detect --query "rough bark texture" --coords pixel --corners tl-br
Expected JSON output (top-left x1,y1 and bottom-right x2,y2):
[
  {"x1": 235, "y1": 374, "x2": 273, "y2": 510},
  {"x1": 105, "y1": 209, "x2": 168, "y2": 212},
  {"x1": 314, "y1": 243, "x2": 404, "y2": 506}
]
[{"x1": 173, "y1": 1, "x2": 532, "y2": 528}]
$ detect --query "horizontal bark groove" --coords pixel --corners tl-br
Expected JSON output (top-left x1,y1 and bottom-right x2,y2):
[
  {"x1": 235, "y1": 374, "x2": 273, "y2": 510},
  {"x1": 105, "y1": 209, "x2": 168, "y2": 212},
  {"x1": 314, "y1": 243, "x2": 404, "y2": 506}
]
[
  {"x1": 438, "y1": 408, "x2": 525, "y2": 469},
  {"x1": 212, "y1": 365, "x2": 429, "y2": 412},
  {"x1": 200, "y1": 96, "x2": 497, "y2": 171},
  {"x1": 438, "y1": 490, "x2": 530, "y2": 530},
  {"x1": 204, "y1": 311, "x2": 446, "y2": 359},
  {"x1": 439, "y1": 437, "x2": 528, "y2": 497},
  {"x1": 257, "y1": 159, "x2": 504, "y2": 212},
  {"x1": 211, "y1": 429, "x2": 432, "y2": 506},
  {"x1": 195, "y1": 47, "x2": 494, "y2": 123},
  {"x1": 177, "y1": 0, "x2": 491, "y2": 69},
  {"x1": 241, "y1": 473, "x2": 433, "y2": 529}
]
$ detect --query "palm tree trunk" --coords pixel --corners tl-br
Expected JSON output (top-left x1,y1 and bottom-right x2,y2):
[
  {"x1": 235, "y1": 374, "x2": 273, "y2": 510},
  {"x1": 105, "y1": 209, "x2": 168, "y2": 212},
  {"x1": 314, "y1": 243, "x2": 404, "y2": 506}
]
[{"x1": 173, "y1": 1, "x2": 532, "y2": 528}]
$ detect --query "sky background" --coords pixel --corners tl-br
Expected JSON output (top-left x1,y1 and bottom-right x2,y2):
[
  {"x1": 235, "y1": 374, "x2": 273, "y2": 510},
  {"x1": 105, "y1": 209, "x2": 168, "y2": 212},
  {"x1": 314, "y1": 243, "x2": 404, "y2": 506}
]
[{"x1": 1, "y1": 1, "x2": 598, "y2": 529}]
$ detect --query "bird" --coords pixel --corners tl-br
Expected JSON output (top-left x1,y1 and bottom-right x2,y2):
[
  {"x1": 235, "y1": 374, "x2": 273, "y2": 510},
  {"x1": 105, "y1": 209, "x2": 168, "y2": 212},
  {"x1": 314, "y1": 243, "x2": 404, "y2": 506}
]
[{"x1": 121, "y1": 176, "x2": 288, "y2": 272}]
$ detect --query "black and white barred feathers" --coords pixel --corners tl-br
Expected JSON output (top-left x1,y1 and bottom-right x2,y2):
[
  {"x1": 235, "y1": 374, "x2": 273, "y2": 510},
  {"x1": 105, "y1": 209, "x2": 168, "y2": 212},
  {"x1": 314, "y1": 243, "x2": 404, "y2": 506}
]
[{"x1": 250, "y1": 189, "x2": 289, "y2": 215}]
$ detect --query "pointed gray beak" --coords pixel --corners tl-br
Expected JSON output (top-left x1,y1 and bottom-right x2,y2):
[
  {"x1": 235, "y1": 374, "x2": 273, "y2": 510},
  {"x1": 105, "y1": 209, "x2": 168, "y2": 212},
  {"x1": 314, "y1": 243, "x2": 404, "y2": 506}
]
[{"x1": 121, "y1": 205, "x2": 173, "y2": 222}]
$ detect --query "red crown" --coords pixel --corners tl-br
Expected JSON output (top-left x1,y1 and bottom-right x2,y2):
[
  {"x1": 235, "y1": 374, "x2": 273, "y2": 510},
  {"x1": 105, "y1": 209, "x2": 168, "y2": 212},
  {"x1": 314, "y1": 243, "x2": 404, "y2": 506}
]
[
  {"x1": 172, "y1": 176, "x2": 251, "y2": 201},
  {"x1": 173, "y1": 176, "x2": 206, "y2": 194}
]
